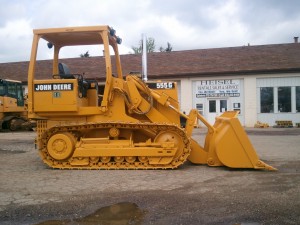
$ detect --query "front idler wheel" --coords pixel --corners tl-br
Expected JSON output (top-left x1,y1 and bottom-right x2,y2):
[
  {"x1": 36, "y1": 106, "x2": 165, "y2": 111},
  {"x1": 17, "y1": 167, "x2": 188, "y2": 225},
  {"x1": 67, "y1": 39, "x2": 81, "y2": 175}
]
[{"x1": 47, "y1": 132, "x2": 76, "y2": 160}]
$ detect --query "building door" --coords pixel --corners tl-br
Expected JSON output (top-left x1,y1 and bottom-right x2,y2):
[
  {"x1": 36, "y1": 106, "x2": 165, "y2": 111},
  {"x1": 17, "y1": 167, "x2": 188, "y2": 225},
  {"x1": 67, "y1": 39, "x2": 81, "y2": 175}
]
[{"x1": 207, "y1": 99, "x2": 228, "y2": 124}]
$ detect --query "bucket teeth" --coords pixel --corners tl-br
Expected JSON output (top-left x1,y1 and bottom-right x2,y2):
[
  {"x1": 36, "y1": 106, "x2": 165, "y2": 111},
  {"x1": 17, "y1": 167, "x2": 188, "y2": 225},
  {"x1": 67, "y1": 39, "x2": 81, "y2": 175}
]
[{"x1": 255, "y1": 160, "x2": 277, "y2": 171}]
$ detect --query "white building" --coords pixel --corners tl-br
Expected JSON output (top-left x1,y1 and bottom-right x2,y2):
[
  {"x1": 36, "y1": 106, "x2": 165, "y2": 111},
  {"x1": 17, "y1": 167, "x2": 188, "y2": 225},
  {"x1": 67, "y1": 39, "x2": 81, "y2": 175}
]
[{"x1": 180, "y1": 73, "x2": 300, "y2": 126}]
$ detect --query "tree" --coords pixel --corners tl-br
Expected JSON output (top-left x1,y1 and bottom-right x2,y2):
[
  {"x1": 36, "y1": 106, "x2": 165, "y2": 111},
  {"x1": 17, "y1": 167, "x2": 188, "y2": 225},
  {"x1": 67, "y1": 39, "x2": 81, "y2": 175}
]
[
  {"x1": 159, "y1": 42, "x2": 173, "y2": 52},
  {"x1": 131, "y1": 37, "x2": 156, "y2": 54},
  {"x1": 146, "y1": 37, "x2": 156, "y2": 53},
  {"x1": 132, "y1": 45, "x2": 142, "y2": 54},
  {"x1": 80, "y1": 51, "x2": 90, "y2": 58}
]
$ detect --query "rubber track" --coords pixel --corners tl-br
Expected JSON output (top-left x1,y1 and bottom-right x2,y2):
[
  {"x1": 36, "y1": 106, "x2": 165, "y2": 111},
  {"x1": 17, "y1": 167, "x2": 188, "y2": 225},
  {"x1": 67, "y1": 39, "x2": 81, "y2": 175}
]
[{"x1": 38, "y1": 122, "x2": 191, "y2": 169}]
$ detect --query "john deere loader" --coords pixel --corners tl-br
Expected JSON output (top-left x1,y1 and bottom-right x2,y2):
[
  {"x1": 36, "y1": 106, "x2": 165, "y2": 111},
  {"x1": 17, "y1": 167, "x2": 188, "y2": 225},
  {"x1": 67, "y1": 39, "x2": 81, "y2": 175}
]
[
  {"x1": 27, "y1": 25, "x2": 276, "y2": 170},
  {"x1": 0, "y1": 78, "x2": 35, "y2": 131}
]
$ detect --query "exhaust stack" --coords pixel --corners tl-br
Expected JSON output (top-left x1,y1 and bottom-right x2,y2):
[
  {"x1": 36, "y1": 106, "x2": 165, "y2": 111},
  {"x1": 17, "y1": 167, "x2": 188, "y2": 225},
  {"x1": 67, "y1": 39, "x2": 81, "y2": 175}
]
[{"x1": 142, "y1": 33, "x2": 147, "y2": 81}]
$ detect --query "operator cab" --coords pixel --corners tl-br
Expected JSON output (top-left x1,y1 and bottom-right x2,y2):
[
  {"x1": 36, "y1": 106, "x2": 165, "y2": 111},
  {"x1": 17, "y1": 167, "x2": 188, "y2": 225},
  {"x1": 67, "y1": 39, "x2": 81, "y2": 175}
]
[
  {"x1": 53, "y1": 63, "x2": 98, "y2": 99},
  {"x1": 0, "y1": 79, "x2": 24, "y2": 106}
]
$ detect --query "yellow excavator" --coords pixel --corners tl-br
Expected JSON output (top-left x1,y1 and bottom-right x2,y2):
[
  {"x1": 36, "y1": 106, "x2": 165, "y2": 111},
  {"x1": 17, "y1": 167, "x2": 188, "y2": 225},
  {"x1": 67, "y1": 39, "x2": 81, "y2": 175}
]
[
  {"x1": 0, "y1": 78, "x2": 35, "y2": 131},
  {"x1": 27, "y1": 25, "x2": 276, "y2": 170}
]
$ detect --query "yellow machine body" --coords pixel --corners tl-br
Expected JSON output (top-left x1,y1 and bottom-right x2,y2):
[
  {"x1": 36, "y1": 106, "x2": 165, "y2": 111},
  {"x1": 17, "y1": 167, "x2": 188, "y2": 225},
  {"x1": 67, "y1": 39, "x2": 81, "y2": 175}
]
[
  {"x1": 27, "y1": 25, "x2": 276, "y2": 170},
  {"x1": 0, "y1": 79, "x2": 35, "y2": 131}
]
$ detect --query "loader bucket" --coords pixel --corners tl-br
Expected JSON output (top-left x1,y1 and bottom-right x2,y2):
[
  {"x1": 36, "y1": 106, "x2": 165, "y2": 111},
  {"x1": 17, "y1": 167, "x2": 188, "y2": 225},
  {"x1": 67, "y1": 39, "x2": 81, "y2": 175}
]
[{"x1": 188, "y1": 111, "x2": 277, "y2": 171}]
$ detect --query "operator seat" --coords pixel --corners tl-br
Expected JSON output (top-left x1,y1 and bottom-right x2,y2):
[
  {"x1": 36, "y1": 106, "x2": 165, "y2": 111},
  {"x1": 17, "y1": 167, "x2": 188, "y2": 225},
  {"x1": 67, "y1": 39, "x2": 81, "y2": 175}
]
[
  {"x1": 58, "y1": 63, "x2": 75, "y2": 79},
  {"x1": 57, "y1": 62, "x2": 90, "y2": 98}
]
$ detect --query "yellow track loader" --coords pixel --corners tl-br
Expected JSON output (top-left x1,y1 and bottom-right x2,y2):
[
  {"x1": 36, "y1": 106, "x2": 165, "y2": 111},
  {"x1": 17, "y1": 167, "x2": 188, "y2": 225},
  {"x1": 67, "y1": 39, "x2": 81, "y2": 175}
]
[
  {"x1": 27, "y1": 25, "x2": 276, "y2": 170},
  {"x1": 0, "y1": 78, "x2": 35, "y2": 131}
]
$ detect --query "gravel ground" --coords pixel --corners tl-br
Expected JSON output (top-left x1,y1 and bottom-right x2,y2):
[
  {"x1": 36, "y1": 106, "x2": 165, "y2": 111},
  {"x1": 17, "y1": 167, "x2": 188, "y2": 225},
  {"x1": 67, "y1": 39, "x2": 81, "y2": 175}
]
[{"x1": 0, "y1": 128, "x2": 299, "y2": 225}]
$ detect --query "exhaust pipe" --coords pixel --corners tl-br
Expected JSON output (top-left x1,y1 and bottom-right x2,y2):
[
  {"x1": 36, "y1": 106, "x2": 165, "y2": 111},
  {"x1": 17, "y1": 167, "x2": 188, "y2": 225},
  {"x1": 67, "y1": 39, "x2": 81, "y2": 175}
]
[{"x1": 142, "y1": 33, "x2": 147, "y2": 81}]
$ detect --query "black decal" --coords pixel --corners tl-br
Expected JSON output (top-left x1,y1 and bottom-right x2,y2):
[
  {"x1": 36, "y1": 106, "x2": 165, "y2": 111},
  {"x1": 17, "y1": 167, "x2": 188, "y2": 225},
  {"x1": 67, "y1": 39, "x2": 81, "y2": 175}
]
[
  {"x1": 148, "y1": 82, "x2": 175, "y2": 89},
  {"x1": 34, "y1": 83, "x2": 73, "y2": 91}
]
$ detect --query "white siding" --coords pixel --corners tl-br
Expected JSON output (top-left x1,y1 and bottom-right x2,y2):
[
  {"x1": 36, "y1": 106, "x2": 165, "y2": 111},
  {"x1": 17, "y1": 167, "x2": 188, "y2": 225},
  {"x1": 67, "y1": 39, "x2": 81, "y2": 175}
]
[
  {"x1": 257, "y1": 76, "x2": 300, "y2": 87},
  {"x1": 244, "y1": 77, "x2": 256, "y2": 126},
  {"x1": 176, "y1": 80, "x2": 181, "y2": 107},
  {"x1": 257, "y1": 75, "x2": 300, "y2": 126},
  {"x1": 180, "y1": 79, "x2": 193, "y2": 113}
]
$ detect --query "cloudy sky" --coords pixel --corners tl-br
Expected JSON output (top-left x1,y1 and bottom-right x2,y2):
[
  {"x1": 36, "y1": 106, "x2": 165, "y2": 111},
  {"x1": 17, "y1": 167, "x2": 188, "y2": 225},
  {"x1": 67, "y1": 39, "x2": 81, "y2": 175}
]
[{"x1": 0, "y1": 0, "x2": 299, "y2": 63}]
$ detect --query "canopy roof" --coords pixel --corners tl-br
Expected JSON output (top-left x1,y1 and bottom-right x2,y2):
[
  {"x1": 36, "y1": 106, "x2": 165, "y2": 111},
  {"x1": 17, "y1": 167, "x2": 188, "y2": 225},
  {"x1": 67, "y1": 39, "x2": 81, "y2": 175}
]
[{"x1": 33, "y1": 25, "x2": 117, "y2": 47}]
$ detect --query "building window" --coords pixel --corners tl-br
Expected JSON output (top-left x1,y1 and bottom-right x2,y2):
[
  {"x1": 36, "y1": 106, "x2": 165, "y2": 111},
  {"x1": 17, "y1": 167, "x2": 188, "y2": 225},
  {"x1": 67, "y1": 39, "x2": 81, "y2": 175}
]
[
  {"x1": 278, "y1": 87, "x2": 291, "y2": 112},
  {"x1": 220, "y1": 100, "x2": 227, "y2": 112},
  {"x1": 296, "y1": 86, "x2": 300, "y2": 113},
  {"x1": 196, "y1": 103, "x2": 204, "y2": 115},
  {"x1": 209, "y1": 100, "x2": 216, "y2": 113},
  {"x1": 260, "y1": 87, "x2": 273, "y2": 113}
]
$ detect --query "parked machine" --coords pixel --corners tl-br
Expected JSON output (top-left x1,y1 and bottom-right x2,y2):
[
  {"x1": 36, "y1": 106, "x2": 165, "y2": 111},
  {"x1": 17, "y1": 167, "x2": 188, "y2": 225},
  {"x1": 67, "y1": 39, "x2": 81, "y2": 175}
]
[
  {"x1": 27, "y1": 25, "x2": 276, "y2": 170},
  {"x1": 0, "y1": 78, "x2": 35, "y2": 131}
]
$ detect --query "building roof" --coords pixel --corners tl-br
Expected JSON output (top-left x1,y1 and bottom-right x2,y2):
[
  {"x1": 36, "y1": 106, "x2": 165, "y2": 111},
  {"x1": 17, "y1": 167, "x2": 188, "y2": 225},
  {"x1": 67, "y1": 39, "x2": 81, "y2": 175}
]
[{"x1": 1, "y1": 43, "x2": 300, "y2": 82}]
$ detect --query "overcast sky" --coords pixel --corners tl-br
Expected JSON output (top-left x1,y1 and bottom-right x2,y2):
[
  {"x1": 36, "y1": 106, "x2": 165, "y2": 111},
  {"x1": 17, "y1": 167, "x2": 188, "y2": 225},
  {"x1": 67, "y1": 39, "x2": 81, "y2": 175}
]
[{"x1": 0, "y1": 0, "x2": 299, "y2": 63}]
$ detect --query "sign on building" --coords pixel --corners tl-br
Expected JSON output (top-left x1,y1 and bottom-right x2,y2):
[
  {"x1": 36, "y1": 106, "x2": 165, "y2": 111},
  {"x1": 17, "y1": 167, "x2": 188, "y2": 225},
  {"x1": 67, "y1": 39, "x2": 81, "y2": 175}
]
[{"x1": 196, "y1": 79, "x2": 240, "y2": 97}]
